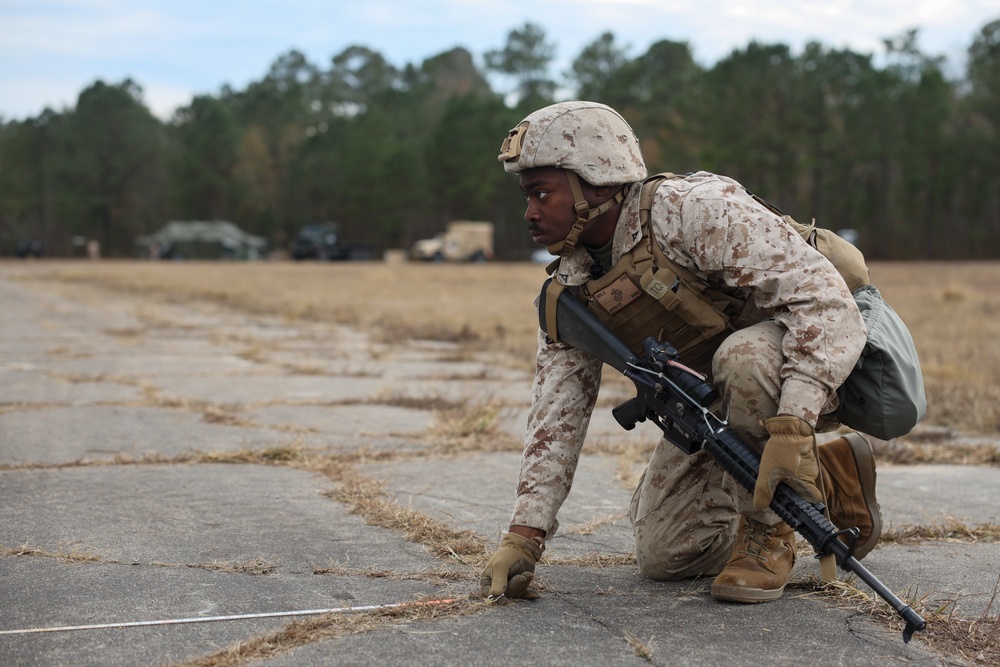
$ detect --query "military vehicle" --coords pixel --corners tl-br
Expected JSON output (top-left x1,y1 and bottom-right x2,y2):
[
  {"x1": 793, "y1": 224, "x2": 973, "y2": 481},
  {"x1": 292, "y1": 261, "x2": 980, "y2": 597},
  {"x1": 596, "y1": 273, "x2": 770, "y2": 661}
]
[
  {"x1": 410, "y1": 221, "x2": 494, "y2": 262},
  {"x1": 292, "y1": 223, "x2": 375, "y2": 261}
]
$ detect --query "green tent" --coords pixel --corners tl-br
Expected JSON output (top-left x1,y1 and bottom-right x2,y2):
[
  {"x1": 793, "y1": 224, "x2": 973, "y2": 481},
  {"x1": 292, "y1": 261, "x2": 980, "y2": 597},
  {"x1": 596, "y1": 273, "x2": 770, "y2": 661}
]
[{"x1": 136, "y1": 221, "x2": 267, "y2": 260}]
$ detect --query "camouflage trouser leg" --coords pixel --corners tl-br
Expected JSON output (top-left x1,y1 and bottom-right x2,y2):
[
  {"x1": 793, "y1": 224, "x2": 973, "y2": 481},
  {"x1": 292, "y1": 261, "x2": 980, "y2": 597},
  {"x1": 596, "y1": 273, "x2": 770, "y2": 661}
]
[
  {"x1": 630, "y1": 441, "x2": 738, "y2": 580},
  {"x1": 630, "y1": 321, "x2": 839, "y2": 581}
]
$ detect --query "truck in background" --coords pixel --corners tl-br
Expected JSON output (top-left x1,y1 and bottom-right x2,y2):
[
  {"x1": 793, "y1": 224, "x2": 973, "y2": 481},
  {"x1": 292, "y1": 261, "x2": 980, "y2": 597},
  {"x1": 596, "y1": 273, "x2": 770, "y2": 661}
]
[
  {"x1": 410, "y1": 221, "x2": 494, "y2": 262},
  {"x1": 291, "y1": 223, "x2": 375, "y2": 261}
]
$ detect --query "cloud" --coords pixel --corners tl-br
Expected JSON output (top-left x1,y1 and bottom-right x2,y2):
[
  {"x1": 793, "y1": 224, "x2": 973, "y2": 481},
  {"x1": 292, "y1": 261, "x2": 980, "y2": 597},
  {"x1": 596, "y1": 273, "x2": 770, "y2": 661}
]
[
  {"x1": 0, "y1": 0, "x2": 996, "y2": 120},
  {"x1": 2, "y1": 3, "x2": 187, "y2": 58}
]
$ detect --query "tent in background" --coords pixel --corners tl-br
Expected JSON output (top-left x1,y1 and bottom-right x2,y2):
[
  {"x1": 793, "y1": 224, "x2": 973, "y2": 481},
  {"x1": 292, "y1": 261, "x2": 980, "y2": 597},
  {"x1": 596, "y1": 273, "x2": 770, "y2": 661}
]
[{"x1": 136, "y1": 221, "x2": 267, "y2": 260}]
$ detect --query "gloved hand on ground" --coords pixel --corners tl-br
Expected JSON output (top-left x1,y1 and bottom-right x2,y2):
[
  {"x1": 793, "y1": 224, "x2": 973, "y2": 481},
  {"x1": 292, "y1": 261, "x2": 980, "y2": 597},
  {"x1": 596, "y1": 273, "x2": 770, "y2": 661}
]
[{"x1": 479, "y1": 532, "x2": 544, "y2": 602}]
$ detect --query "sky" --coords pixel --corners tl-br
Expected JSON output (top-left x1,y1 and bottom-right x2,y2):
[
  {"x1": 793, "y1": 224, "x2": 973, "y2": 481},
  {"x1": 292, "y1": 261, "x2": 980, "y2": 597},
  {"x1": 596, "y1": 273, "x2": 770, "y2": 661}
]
[{"x1": 2, "y1": 0, "x2": 998, "y2": 122}]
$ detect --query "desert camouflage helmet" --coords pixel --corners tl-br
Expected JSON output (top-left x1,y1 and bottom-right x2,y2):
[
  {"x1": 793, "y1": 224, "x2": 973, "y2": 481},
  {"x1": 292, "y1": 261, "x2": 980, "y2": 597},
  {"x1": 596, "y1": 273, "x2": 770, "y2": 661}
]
[
  {"x1": 497, "y1": 101, "x2": 647, "y2": 185},
  {"x1": 498, "y1": 101, "x2": 647, "y2": 257}
]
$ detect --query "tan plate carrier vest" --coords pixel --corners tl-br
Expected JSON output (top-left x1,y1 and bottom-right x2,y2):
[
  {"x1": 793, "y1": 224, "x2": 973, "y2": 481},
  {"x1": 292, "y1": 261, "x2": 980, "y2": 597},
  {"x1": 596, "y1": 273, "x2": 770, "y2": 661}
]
[{"x1": 541, "y1": 173, "x2": 870, "y2": 377}]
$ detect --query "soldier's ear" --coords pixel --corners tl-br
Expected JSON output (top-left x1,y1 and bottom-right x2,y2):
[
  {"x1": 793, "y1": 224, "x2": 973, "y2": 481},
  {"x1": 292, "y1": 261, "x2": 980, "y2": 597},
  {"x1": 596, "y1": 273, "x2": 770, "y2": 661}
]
[{"x1": 589, "y1": 183, "x2": 624, "y2": 203}]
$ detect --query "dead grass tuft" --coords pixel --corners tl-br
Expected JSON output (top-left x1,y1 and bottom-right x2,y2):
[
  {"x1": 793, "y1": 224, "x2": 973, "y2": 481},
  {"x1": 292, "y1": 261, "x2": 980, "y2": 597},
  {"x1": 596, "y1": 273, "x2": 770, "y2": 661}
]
[
  {"x1": 906, "y1": 442, "x2": 1000, "y2": 466},
  {"x1": 562, "y1": 513, "x2": 628, "y2": 536},
  {"x1": 187, "y1": 559, "x2": 279, "y2": 575},
  {"x1": 280, "y1": 362, "x2": 327, "y2": 375},
  {"x1": 0, "y1": 401, "x2": 70, "y2": 416},
  {"x1": 370, "y1": 392, "x2": 465, "y2": 412},
  {"x1": 880, "y1": 519, "x2": 1000, "y2": 544},
  {"x1": 793, "y1": 574, "x2": 1000, "y2": 666},
  {"x1": 103, "y1": 326, "x2": 145, "y2": 338},
  {"x1": 200, "y1": 405, "x2": 250, "y2": 427},
  {"x1": 427, "y1": 404, "x2": 522, "y2": 454},
  {"x1": 141, "y1": 387, "x2": 196, "y2": 410},
  {"x1": 623, "y1": 629, "x2": 656, "y2": 662},
  {"x1": 545, "y1": 552, "x2": 637, "y2": 568},
  {"x1": 870, "y1": 427, "x2": 1000, "y2": 466},
  {"x1": 194, "y1": 441, "x2": 314, "y2": 465},
  {"x1": 0, "y1": 543, "x2": 104, "y2": 563},
  {"x1": 324, "y1": 471, "x2": 487, "y2": 562},
  {"x1": 1, "y1": 543, "x2": 280, "y2": 576},
  {"x1": 162, "y1": 597, "x2": 481, "y2": 667},
  {"x1": 47, "y1": 371, "x2": 141, "y2": 386},
  {"x1": 431, "y1": 404, "x2": 499, "y2": 438},
  {"x1": 920, "y1": 583, "x2": 1000, "y2": 667},
  {"x1": 374, "y1": 317, "x2": 481, "y2": 346},
  {"x1": 312, "y1": 564, "x2": 468, "y2": 583}
]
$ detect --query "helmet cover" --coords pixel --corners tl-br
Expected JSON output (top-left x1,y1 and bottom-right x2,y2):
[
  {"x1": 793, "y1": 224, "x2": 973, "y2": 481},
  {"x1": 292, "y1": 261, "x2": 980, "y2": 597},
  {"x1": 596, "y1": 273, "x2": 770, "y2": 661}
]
[{"x1": 498, "y1": 101, "x2": 647, "y2": 185}]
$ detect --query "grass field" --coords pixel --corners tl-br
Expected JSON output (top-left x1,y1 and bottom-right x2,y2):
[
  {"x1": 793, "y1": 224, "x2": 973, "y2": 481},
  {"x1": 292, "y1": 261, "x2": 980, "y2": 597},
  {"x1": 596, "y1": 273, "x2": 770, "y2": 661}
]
[{"x1": 5, "y1": 258, "x2": 1000, "y2": 436}]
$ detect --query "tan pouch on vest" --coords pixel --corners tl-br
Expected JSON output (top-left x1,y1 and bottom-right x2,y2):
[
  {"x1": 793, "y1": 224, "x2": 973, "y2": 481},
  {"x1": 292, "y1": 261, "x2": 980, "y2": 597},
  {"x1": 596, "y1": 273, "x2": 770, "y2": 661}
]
[{"x1": 636, "y1": 264, "x2": 728, "y2": 338}]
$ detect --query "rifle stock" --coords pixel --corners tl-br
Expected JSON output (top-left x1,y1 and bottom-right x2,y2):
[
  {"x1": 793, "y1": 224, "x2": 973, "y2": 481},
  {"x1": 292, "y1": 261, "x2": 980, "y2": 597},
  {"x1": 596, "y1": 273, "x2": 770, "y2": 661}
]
[
  {"x1": 537, "y1": 278, "x2": 926, "y2": 643},
  {"x1": 538, "y1": 278, "x2": 637, "y2": 373}
]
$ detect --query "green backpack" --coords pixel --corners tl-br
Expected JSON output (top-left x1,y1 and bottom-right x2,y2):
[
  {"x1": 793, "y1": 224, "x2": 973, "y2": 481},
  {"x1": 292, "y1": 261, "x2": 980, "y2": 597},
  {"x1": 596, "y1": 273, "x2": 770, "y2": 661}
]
[{"x1": 840, "y1": 284, "x2": 927, "y2": 440}]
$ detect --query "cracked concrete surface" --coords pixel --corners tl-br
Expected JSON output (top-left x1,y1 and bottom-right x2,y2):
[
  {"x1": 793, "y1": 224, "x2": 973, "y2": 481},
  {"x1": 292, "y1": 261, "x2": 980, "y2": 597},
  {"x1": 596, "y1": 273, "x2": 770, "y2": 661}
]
[{"x1": 1, "y1": 264, "x2": 998, "y2": 667}]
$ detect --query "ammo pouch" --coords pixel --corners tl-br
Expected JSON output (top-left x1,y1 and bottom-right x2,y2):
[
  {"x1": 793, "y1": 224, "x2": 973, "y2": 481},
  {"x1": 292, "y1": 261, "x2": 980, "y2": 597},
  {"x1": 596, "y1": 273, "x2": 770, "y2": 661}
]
[
  {"x1": 635, "y1": 263, "x2": 729, "y2": 338},
  {"x1": 542, "y1": 256, "x2": 731, "y2": 375},
  {"x1": 837, "y1": 285, "x2": 927, "y2": 440}
]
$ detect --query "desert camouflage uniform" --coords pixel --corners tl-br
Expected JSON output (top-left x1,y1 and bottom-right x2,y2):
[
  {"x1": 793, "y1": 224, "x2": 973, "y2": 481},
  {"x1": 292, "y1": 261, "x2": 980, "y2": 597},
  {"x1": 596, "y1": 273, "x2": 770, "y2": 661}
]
[{"x1": 513, "y1": 171, "x2": 867, "y2": 580}]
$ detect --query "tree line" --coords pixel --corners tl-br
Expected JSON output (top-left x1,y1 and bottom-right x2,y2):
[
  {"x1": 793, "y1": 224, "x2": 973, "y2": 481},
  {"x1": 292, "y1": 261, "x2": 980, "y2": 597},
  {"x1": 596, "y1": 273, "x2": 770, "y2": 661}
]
[{"x1": 1, "y1": 19, "x2": 999, "y2": 260}]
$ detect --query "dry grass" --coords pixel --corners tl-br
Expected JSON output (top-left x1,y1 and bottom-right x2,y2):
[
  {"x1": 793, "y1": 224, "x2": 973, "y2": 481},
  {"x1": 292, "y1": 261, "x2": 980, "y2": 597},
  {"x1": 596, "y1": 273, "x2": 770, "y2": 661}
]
[
  {"x1": 181, "y1": 559, "x2": 279, "y2": 575},
  {"x1": 880, "y1": 519, "x2": 1000, "y2": 545},
  {"x1": 0, "y1": 440, "x2": 314, "y2": 471},
  {"x1": 162, "y1": 597, "x2": 481, "y2": 667},
  {"x1": 0, "y1": 544, "x2": 104, "y2": 563},
  {"x1": 871, "y1": 262, "x2": 1000, "y2": 434},
  {"x1": 323, "y1": 470, "x2": 487, "y2": 563},
  {"x1": 46, "y1": 371, "x2": 141, "y2": 386},
  {"x1": 7, "y1": 259, "x2": 998, "y2": 435},
  {"x1": 312, "y1": 564, "x2": 467, "y2": 583},
  {"x1": 544, "y1": 553, "x2": 637, "y2": 567},
  {"x1": 561, "y1": 513, "x2": 629, "y2": 536},
  {"x1": 872, "y1": 433, "x2": 1000, "y2": 466},
  {"x1": 623, "y1": 629, "x2": 656, "y2": 662},
  {"x1": 0, "y1": 543, "x2": 278, "y2": 574},
  {"x1": 4, "y1": 259, "x2": 1000, "y2": 664},
  {"x1": 426, "y1": 403, "x2": 523, "y2": 454},
  {"x1": 793, "y1": 574, "x2": 1000, "y2": 666},
  {"x1": 4, "y1": 260, "x2": 545, "y2": 363}
]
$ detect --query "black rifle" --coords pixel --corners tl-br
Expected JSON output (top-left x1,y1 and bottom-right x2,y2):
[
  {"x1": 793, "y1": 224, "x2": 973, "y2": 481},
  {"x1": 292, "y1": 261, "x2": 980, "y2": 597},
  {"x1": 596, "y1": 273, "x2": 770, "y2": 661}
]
[{"x1": 538, "y1": 278, "x2": 926, "y2": 643}]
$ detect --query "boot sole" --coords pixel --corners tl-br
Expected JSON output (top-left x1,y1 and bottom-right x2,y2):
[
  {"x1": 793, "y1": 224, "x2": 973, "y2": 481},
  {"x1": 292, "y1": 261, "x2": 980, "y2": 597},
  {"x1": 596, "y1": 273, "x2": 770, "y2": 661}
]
[
  {"x1": 710, "y1": 582, "x2": 786, "y2": 603},
  {"x1": 842, "y1": 432, "x2": 882, "y2": 559}
]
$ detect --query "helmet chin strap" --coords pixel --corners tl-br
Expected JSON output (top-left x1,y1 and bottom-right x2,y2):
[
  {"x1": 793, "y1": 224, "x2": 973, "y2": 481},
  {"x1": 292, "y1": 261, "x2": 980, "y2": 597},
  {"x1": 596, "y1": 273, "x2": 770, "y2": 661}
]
[{"x1": 546, "y1": 171, "x2": 625, "y2": 257}]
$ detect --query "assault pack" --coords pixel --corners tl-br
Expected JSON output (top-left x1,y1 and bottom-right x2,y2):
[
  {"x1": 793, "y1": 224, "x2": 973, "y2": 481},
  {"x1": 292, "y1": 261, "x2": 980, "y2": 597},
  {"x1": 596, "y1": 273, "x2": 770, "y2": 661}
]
[{"x1": 717, "y1": 176, "x2": 927, "y2": 441}]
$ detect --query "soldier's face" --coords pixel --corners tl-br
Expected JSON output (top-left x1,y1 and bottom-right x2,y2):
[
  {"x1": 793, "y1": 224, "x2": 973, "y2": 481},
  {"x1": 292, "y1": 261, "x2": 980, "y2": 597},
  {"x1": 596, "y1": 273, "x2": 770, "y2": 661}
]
[{"x1": 519, "y1": 167, "x2": 577, "y2": 247}]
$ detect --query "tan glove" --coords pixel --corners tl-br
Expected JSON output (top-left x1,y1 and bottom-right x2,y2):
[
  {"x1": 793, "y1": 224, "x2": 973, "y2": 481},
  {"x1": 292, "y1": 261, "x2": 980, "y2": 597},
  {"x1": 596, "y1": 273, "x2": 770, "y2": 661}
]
[
  {"x1": 753, "y1": 415, "x2": 823, "y2": 511},
  {"x1": 479, "y1": 532, "x2": 544, "y2": 602}
]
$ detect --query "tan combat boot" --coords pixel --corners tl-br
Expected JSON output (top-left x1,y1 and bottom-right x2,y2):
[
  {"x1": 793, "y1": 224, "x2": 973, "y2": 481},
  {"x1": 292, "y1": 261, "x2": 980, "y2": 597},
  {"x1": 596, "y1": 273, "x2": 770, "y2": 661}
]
[
  {"x1": 711, "y1": 517, "x2": 796, "y2": 603},
  {"x1": 817, "y1": 431, "x2": 883, "y2": 559}
]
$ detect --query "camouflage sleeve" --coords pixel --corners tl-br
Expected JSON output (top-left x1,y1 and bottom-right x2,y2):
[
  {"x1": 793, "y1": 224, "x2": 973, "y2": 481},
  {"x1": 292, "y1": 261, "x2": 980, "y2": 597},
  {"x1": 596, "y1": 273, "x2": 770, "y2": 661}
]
[
  {"x1": 657, "y1": 178, "x2": 866, "y2": 425},
  {"x1": 510, "y1": 327, "x2": 603, "y2": 536}
]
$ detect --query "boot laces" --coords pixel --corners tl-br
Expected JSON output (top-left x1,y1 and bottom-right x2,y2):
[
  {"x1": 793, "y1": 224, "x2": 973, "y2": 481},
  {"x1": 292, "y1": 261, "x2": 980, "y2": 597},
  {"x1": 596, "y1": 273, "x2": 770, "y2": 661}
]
[{"x1": 736, "y1": 520, "x2": 773, "y2": 563}]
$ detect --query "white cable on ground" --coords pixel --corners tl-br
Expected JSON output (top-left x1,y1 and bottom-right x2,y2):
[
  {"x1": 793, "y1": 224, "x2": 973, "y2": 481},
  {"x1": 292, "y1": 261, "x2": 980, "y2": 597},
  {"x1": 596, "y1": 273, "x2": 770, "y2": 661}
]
[{"x1": 0, "y1": 598, "x2": 457, "y2": 635}]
